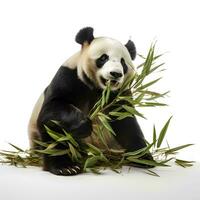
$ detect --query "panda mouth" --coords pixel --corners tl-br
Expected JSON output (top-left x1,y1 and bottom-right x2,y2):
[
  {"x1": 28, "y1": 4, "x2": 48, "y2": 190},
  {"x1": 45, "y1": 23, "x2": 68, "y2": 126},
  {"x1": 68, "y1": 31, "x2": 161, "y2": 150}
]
[{"x1": 100, "y1": 76, "x2": 119, "y2": 87}]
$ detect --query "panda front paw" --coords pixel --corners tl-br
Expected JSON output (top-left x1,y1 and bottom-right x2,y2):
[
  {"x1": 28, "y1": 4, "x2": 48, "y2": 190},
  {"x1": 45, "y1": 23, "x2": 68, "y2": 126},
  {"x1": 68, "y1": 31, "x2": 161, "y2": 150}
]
[
  {"x1": 49, "y1": 165, "x2": 83, "y2": 176},
  {"x1": 71, "y1": 117, "x2": 92, "y2": 138}
]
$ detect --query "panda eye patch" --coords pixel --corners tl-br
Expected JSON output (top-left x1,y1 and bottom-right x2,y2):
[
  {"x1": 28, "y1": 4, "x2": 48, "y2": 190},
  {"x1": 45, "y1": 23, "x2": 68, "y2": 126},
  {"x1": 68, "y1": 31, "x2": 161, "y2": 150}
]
[
  {"x1": 96, "y1": 54, "x2": 109, "y2": 68},
  {"x1": 99, "y1": 54, "x2": 108, "y2": 61},
  {"x1": 121, "y1": 58, "x2": 128, "y2": 74}
]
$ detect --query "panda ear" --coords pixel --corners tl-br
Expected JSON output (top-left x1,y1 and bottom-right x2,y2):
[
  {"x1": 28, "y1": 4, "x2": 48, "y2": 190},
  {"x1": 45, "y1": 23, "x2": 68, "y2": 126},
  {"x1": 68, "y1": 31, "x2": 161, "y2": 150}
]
[
  {"x1": 125, "y1": 40, "x2": 136, "y2": 60},
  {"x1": 75, "y1": 27, "x2": 94, "y2": 45}
]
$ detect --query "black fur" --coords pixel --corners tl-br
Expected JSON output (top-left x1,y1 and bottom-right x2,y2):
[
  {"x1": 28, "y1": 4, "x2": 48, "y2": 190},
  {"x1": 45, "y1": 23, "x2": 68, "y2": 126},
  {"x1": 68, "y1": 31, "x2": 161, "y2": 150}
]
[
  {"x1": 96, "y1": 54, "x2": 109, "y2": 68},
  {"x1": 125, "y1": 40, "x2": 136, "y2": 60},
  {"x1": 75, "y1": 27, "x2": 94, "y2": 45},
  {"x1": 121, "y1": 58, "x2": 128, "y2": 74},
  {"x1": 36, "y1": 66, "x2": 153, "y2": 175}
]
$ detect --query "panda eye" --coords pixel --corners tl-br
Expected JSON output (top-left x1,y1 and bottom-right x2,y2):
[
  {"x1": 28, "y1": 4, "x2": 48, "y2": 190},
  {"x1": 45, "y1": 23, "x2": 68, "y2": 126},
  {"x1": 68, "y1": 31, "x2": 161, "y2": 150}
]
[
  {"x1": 121, "y1": 58, "x2": 128, "y2": 74},
  {"x1": 99, "y1": 54, "x2": 109, "y2": 61},
  {"x1": 96, "y1": 54, "x2": 109, "y2": 68}
]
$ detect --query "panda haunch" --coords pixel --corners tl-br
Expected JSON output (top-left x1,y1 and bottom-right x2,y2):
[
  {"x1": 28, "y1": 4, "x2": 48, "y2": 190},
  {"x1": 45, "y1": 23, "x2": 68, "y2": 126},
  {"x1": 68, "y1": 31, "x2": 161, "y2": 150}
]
[{"x1": 28, "y1": 27, "x2": 153, "y2": 176}]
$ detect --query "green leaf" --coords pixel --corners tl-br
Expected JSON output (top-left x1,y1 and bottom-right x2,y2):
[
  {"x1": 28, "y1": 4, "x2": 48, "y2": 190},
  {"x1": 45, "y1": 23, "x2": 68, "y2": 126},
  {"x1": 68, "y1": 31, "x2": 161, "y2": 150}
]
[
  {"x1": 123, "y1": 147, "x2": 147, "y2": 157},
  {"x1": 146, "y1": 91, "x2": 170, "y2": 101},
  {"x1": 8, "y1": 143, "x2": 24, "y2": 152},
  {"x1": 142, "y1": 102, "x2": 168, "y2": 107},
  {"x1": 157, "y1": 116, "x2": 172, "y2": 148},
  {"x1": 98, "y1": 112, "x2": 111, "y2": 120},
  {"x1": 35, "y1": 149, "x2": 68, "y2": 156},
  {"x1": 62, "y1": 130, "x2": 79, "y2": 147},
  {"x1": 127, "y1": 157, "x2": 168, "y2": 167},
  {"x1": 136, "y1": 78, "x2": 162, "y2": 91},
  {"x1": 94, "y1": 127, "x2": 108, "y2": 148},
  {"x1": 134, "y1": 93, "x2": 145, "y2": 104},
  {"x1": 50, "y1": 150, "x2": 70, "y2": 156},
  {"x1": 68, "y1": 143, "x2": 81, "y2": 161},
  {"x1": 153, "y1": 125, "x2": 157, "y2": 146},
  {"x1": 122, "y1": 105, "x2": 146, "y2": 119},
  {"x1": 105, "y1": 81, "x2": 111, "y2": 104},
  {"x1": 175, "y1": 159, "x2": 195, "y2": 168},
  {"x1": 83, "y1": 156, "x2": 101, "y2": 171},
  {"x1": 98, "y1": 116, "x2": 116, "y2": 135},
  {"x1": 145, "y1": 169, "x2": 160, "y2": 177},
  {"x1": 87, "y1": 143, "x2": 102, "y2": 155},
  {"x1": 33, "y1": 139, "x2": 49, "y2": 148},
  {"x1": 119, "y1": 75, "x2": 135, "y2": 92},
  {"x1": 46, "y1": 142, "x2": 58, "y2": 150},
  {"x1": 165, "y1": 144, "x2": 194, "y2": 155},
  {"x1": 89, "y1": 106, "x2": 101, "y2": 119},
  {"x1": 149, "y1": 63, "x2": 165, "y2": 74},
  {"x1": 117, "y1": 113, "x2": 133, "y2": 120},
  {"x1": 44, "y1": 125, "x2": 63, "y2": 141},
  {"x1": 109, "y1": 111, "x2": 124, "y2": 117},
  {"x1": 124, "y1": 143, "x2": 154, "y2": 159}
]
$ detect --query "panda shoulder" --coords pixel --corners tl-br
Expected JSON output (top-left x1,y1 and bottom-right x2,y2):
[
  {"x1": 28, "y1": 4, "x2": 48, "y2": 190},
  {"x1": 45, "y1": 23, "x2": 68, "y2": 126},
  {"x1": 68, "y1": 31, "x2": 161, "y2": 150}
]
[{"x1": 62, "y1": 51, "x2": 81, "y2": 70}]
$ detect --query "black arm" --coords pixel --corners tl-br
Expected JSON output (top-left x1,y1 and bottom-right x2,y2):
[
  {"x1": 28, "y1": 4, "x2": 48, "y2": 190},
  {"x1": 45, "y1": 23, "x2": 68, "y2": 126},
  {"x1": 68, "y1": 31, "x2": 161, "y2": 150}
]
[{"x1": 37, "y1": 98, "x2": 92, "y2": 142}]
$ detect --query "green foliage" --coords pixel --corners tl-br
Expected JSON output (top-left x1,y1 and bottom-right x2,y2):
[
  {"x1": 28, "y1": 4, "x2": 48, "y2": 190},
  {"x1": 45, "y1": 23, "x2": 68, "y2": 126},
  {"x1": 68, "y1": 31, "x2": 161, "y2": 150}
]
[{"x1": 0, "y1": 43, "x2": 195, "y2": 176}]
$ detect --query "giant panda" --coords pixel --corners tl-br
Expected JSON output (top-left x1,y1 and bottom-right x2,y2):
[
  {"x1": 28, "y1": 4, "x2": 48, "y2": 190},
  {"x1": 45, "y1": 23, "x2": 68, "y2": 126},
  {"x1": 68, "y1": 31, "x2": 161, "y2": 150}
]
[{"x1": 28, "y1": 27, "x2": 153, "y2": 176}]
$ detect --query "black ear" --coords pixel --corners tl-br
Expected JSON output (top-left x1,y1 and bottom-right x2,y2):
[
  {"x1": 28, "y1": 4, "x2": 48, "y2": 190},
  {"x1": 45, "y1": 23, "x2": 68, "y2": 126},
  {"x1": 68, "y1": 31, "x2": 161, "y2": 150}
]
[
  {"x1": 75, "y1": 27, "x2": 94, "y2": 45},
  {"x1": 125, "y1": 40, "x2": 136, "y2": 60}
]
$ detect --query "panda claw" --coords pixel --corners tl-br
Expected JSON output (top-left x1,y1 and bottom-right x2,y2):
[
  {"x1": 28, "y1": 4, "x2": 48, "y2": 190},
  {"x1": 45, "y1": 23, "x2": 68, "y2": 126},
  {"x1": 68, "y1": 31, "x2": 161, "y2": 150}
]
[
  {"x1": 49, "y1": 165, "x2": 82, "y2": 176},
  {"x1": 71, "y1": 168, "x2": 77, "y2": 173},
  {"x1": 66, "y1": 168, "x2": 72, "y2": 174},
  {"x1": 75, "y1": 166, "x2": 80, "y2": 170}
]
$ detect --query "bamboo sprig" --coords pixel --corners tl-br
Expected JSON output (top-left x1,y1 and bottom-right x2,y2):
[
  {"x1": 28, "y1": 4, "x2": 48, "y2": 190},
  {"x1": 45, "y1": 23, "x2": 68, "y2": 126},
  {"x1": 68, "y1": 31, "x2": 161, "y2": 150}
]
[{"x1": 0, "y1": 43, "x2": 195, "y2": 176}]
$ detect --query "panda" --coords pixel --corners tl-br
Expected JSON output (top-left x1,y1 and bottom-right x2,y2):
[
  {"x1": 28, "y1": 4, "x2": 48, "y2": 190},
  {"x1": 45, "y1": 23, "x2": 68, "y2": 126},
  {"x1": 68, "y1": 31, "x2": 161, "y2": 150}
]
[{"x1": 28, "y1": 27, "x2": 153, "y2": 176}]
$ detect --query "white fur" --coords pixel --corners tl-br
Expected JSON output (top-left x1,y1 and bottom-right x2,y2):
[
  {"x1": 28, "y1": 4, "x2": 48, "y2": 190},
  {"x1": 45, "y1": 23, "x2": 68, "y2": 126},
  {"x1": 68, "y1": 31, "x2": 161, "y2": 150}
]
[{"x1": 62, "y1": 51, "x2": 80, "y2": 69}]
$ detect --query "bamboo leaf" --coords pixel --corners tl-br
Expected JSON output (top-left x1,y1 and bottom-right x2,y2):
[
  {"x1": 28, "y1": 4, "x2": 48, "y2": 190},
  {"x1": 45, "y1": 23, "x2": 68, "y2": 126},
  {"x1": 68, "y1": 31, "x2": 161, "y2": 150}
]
[
  {"x1": 157, "y1": 116, "x2": 172, "y2": 148},
  {"x1": 122, "y1": 105, "x2": 146, "y2": 119},
  {"x1": 136, "y1": 78, "x2": 162, "y2": 91},
  {"x1": 84, "y1": 156, "x2": 101, "y2": 171},
  {"x1": 105, "y1": 81, "x2": 111, "y2": 104},
  {"x1": 50, "y1": 150, "x2": 69, "y2": 156},
  {"x1": 8, "y1": 143, "x2": 24, "y2": 152},
  {"x1": 62, "y1": 130, "x2": 79, "y2": 147},
  {"x1": 165, "y1": 144, "x2": 194, "y2": 155},
  {"x1": 44, "y1": 125, "x2": 63, "y2": 141},
  {"x1": 68, "y1": 143, "x2": 81, "y2": 161},
  {"x1": 153, "y1": 125, "x2": 157, "y2": 146},
  {"x1": 123, "y1": 147, "x2": 147, "y2": 157},
  {"x1": 98, "y1": 112, "x2": 111, "y2": 120},
  {"x1": 46, "y1": 142, "x2": 58, "y2": 150},
  {"x1": 35, "y1": 149, "x2": 68, "y2": 156},
  {"x1": 149, "y1": 63, "x2": 165, "y2": 74},
  {"x1": 143, "y1": 102, "x2": 168, "y2": 107},
  {"x1": 33, "y1": 140, "x2": 49, "y2": 148},
  {"x1": 98, "y1": 116, "x2": 116, "y2": 135},
  {"x1": 87, "y1": 143, "x2": 102, "y2": 155},
  {"x1": 145, "y1": 169, "x2": 160, "y2": 177},
  {"x1": 117, "y1": 113, "x2": 133, "y2": 120},
  {"x1": 175, "y1": 159, "x2": 195, "y2": 168},
  {"x1": 127, "y1": 157, "x2": 168, "y2": 167}
]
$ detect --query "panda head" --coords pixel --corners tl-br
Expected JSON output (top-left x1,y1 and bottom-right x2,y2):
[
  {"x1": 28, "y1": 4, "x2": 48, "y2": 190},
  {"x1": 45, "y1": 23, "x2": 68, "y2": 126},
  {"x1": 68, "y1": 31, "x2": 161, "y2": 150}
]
[{"x1": 76, "y1": 27, "x2": 136, "y2": 91}]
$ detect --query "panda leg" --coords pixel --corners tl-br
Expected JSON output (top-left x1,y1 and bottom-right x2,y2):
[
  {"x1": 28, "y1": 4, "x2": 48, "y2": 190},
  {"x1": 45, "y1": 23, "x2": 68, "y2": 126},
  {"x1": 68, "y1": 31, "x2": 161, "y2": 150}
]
[
  {"x1": 110, "y1": 116, "x2": 154, "y2": 168},
  {"x1": 37, "y1": 100, "x2": 92, "y2": 175}
]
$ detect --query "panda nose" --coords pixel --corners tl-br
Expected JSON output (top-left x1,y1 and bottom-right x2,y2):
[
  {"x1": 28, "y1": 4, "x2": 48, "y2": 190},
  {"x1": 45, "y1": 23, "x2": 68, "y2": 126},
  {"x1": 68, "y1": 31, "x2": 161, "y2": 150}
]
[{"x1": 110, "y1": 71, "x2": 122, "y2": 79}]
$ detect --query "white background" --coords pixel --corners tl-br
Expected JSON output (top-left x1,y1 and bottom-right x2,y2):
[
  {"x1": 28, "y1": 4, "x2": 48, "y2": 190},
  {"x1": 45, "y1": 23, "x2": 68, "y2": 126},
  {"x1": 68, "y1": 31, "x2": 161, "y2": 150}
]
[{"x1": 0, "y1": 0, "x2": 200, "y2": 199}]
